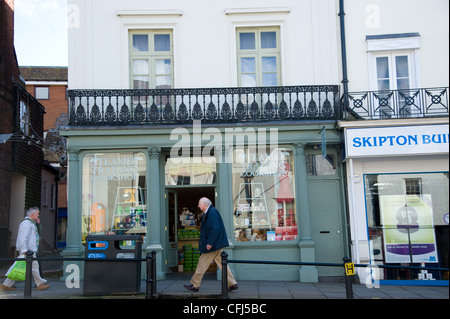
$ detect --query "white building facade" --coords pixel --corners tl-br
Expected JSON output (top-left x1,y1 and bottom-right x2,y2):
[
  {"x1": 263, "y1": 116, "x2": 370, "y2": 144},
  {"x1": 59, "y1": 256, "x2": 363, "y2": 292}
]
[{"x1": 339, "y1": 0, "x2": 449, "y2": 285}]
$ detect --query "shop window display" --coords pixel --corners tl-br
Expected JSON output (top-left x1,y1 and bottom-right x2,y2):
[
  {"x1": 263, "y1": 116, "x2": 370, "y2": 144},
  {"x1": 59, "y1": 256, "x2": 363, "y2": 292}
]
[
  {"x1": 81, "y1": 152, "x2": 147, "y2": 242},
  {"x1": 232, "y1": 147, "x2": 297, "y2": 242},
  {"x1": 365, "y1": 172, "x2": 449, "y2": 281}
]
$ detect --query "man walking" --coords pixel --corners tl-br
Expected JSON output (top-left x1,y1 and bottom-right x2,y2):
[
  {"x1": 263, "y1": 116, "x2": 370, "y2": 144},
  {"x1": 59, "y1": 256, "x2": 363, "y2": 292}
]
[
  {"x1": 183, "y1": 198, "x2": 238, "y2": 292},
  {"x1": 1, "y1": 207, "x2": 50, "y2": 291}
]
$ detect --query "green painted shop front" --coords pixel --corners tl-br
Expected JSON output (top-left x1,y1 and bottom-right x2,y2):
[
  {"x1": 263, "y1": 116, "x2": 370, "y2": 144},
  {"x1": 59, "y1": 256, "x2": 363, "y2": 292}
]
[{"x1": 61, "y1": 123, "x2": 348, "y2": 282}]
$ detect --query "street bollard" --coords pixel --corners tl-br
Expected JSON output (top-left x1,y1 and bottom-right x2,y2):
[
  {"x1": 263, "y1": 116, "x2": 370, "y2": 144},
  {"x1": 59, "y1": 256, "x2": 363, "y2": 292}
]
[
  {"x1": 146, "y1": 252, "x2": 153, "y2": 299},
  {"x1": 151, "y1": 250, "x2": 157, "y2": 297},
  {"x1": 24, "y1": 250, "x2": 34, "y2": 299},
  {"x1": 146, "y1": 251, "x2": 157, "y2": 299},
  {"x1": 221, "y1": 251, "x2": 229, "y2": 299},
  {"x1": 343, "y1": 256, "x2": 354, "y2": 299}
]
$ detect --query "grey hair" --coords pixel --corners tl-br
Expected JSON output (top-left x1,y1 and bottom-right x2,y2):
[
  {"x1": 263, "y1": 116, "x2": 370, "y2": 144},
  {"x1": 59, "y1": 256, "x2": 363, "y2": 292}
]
[
  {"x1": 199, "y1": 197, "x2": 212, "y2": 207},
  {"x1": 26, "y1": 207, "x2": 40, "y2": 216}
]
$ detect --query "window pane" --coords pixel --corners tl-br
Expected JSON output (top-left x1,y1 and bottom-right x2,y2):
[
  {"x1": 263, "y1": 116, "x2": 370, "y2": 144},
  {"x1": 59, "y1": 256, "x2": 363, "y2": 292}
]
[
  {"x1": 232, "y1": 147, "x2": 297, "y2": 242},
  {"x1": 261, "y1": 31, "x2": 276, "y2": 49},
  {"x1": 396, "y1": 79, "x2": 410, "y2": 90},
  {"x1": 133, "y1": 76, "x2": 149, "y2": 89},
  {"x1": 155, "y1": 59, "x2": 171, "y2": 74},
  {"x1": 377, "y1": 79, "x2": 390, "y2": 91},
  {"x1": 155, "y1": 34, "x2": 170, "y2": 51},
  {"x1": 395, "y1": 56, "x2": 409, "y2": 78},
  {"x1": 241, "y1": 57, "x2": 255, "y2": 73},
  {"x1": 35, "y1": 87, "x2": 49, "y2": 99},
  {"x1": 241, "y1": 74, "x2": 256, "y2": 87},
  {"x1": 155, "y1": 76, "x2": 172, "y2": 89},
  {"x1": 306, "y1": 155, "x2": 336, "y2": 175},
  {"x1": 132, "y1": 59, "x2": 149, "y2": 74},
  {"x1": 262, "y1": 73, "x2": 277, "y2": 86},
  {"x1": 240, "y1": 32, "x2": 256, "y2": 50},
  {"x1": 376, "y1": 57, "x2": 389, "y2": 80},
  {"x1": 82, "y1": 152, "x2": 147, "y2": 241},
  {"x1": 165, "y1": 157, "x2": 216, "y2": 185},
  {"x1": 133, "y1": 34, "x2": 149, "y2": 52},
  {"x1": 262, "y1": 56, "x2": 276, "y2": 72}
]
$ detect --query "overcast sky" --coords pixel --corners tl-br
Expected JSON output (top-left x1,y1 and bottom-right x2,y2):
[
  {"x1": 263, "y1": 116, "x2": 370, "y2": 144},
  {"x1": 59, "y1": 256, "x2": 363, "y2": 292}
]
[{"x1": 14, "y1": 0, "x2": 68, "y2": 67}]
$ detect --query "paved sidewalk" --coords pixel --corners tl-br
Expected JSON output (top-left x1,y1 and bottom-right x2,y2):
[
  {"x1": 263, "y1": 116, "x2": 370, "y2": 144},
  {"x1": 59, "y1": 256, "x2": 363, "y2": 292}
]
[{"x1": 1, "y1": 277, "x2": 448, "y2": 299}]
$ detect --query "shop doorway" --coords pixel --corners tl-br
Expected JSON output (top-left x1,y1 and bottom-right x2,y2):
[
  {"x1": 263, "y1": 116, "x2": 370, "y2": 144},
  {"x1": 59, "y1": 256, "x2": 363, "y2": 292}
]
[{"x1": 165, "y1": 186, "x2": 215, "y2": 273}]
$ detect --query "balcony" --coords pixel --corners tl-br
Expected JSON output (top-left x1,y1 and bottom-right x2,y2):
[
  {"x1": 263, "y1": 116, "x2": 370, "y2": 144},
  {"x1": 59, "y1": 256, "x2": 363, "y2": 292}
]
[
  {"x1": 67, "y1": 85, "x2": 340, "y2": 126},
  {"x1": 344, "y1": 87, "x2": 449, "y2": 120}
]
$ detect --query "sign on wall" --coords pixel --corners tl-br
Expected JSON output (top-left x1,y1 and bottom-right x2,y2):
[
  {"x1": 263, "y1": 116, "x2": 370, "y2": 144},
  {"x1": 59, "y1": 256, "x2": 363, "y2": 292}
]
[
  {"x1": 380, "y1": 194, "x2": 439, "y2": 264},
  {"x1": 344, "y1": 124, "x2": 449, "y2": 158}
]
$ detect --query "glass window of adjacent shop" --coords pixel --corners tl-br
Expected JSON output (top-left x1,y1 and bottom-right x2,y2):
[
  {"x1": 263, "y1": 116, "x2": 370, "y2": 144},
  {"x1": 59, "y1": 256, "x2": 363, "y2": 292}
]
[
  {"x1": 81, "y1": 152, "x2": 147, "y2": 242},
  {"x1": 232, "y1": 147, "x2": 297, "y2": 242},
  {"x1": 364, "y1": 172, "x2": 449, "y2": 281}
]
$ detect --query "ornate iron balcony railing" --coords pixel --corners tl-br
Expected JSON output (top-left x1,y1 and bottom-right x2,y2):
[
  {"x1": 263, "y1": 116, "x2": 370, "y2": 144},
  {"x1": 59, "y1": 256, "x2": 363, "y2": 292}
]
[
  {"x1": 344, "y1": 87, "x2": 449, "y2": 120},
  {"x1": 68, "y1": 85, "x2": 340, "y2": 126}
]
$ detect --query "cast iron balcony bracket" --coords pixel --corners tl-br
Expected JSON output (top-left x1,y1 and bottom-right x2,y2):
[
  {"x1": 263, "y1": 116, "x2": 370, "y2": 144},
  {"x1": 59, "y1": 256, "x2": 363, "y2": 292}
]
[{"x1": 67, "y1": 85, "x2": 340, "y2": 126}]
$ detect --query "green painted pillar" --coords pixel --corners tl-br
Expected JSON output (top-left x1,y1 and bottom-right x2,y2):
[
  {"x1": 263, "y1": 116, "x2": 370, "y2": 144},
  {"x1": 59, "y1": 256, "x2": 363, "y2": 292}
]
[
  {"x1": 294, "y1": 143, "x2": 318, "y2": 282},
  {"x1": 217, "y1": 145, "x2": 236, "y2": 280},
  {"x1": 146, "y1": 146, "x2": 164, "y2": 279},
  {"x1": 61, "y1": 149, "x2": 84, "y2": 278}
]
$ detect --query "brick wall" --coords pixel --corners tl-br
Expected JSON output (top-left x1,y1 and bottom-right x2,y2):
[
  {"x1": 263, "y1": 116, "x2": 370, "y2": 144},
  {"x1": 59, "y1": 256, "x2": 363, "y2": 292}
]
[{"x1": 26, "y1": 84, "x2": 68, "y2": 131}]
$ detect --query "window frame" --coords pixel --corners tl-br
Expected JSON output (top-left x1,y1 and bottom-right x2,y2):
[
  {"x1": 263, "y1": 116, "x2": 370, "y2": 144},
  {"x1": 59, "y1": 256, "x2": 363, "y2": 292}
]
[
  {"x1": 236, "y1": 27, "x2": 282, "y2": 87},
  {"x1": 129, "y1": 30, "x2": 174, "y2": 90}
]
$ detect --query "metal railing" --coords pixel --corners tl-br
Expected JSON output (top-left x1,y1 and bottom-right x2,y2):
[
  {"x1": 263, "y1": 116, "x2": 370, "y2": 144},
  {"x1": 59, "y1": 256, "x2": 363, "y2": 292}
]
[
  {"x1": 219, "y1": 251, "x2": 449, "y2": 299},
  {"x1": 1, "y1": 250, "x2": 157, "y2": 299},
  {"x1": 343, "y1": 87, "x2": 449, "y2": 120},
  {"x1": 67, "y1": 85, "x2": 340, "y2": 126},
  {"x1": 2, "y1": 251, "x2": 448, "y2": 299}
]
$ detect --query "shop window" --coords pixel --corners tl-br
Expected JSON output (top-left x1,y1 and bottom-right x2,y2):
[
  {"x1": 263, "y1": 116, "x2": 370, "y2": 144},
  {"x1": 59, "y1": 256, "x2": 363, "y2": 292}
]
[
  {"x1": 81, "y1": 152, "x2": 147, "y2": 242},
  {"x1": 232, "y1": 147, "x2": 297, "y2": 242},
  {"x1": 165, "y1": 156, "x2": 216, "y2": 185},
  {"x1": 365, "y1": 172, "x2": 449, "y2": 281}
]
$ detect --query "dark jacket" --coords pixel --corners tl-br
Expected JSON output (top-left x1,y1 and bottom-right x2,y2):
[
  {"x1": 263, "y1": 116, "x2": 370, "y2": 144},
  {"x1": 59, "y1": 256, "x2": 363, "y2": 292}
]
[{"x1": 199, "y1": 206, "x2": 229, "y2": 253}]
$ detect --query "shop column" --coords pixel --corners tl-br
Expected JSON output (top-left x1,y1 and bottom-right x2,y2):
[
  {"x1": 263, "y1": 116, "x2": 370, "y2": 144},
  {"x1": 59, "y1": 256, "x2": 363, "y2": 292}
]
[
  {"x1": 61, "y1": 149, "x2": 84, "y2": 277},
  {"x1": 294, "y1": 143, "x2": 318, "y2": 282},
  {"x1": 217, "y1": 145, "x2": 236, "y2": 279},
  {"x1": 146, "y1": 146, "x2": 164, "y2": 279}
]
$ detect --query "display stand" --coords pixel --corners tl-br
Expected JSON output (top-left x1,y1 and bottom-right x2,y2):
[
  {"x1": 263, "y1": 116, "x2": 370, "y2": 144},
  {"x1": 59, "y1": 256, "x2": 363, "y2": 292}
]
[
  {"x1": 111, "y1": 186, "x2": 147, "y2": 234},
  {"x1": 234, "y1": 183, "x2": 271, "y2": 241}
]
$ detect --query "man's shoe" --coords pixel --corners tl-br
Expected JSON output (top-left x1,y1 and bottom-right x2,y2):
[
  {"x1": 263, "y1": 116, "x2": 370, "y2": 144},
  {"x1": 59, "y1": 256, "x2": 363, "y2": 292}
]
[
  {"x1": 36, "y1": 284, "x2": 50, "y2": 290},
  {"x1": 228, "y1": 284, "x2": 239, "y2": 292},
  {"x1": 183, "y1": 284, "x2": 199, "y2": 292},
  {"x1": 1, "y1": 284, "x2": 16, "y2": 291}
]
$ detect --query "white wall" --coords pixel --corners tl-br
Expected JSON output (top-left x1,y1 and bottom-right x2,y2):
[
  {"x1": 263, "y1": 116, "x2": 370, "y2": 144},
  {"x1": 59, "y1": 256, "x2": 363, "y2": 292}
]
[
  {"x1": 68, "y1": 0, "x2": 341, "y2": 90},
  {"x1": 343, "y1": 0, "x2": 449, "y2": 91}
]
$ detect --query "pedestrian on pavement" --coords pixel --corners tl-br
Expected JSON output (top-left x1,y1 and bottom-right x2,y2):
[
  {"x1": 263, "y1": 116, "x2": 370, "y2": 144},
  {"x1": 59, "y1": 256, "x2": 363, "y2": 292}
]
[
  {"x1": 1, "y1": 207, "x2": 50, "y2": 291},
  {"x1": 183, "y1": 197, "x2": 238, "y2": 292}
]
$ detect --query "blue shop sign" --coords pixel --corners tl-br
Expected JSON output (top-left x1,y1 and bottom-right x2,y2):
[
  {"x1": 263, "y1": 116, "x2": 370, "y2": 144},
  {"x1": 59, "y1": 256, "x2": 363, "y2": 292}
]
[{"x1": 344, "y1": 124, "x2": 449, "y2": 158}]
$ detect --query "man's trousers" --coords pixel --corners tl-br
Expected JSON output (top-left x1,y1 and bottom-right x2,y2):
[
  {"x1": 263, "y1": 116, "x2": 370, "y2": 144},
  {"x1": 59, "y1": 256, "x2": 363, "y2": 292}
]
[{"x1": 190, "y1": 249, "x2": 237, "y2": 288}]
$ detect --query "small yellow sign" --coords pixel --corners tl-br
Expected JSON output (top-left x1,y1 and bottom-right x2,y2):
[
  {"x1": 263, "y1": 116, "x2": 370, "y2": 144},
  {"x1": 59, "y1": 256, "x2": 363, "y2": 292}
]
[{"x1": 345, "y1": 263, "x2": 355, "y2": 276}]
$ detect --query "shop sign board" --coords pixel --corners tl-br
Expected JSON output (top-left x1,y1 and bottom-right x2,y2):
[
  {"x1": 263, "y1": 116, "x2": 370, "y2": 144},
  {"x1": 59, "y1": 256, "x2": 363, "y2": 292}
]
[{"x1": 344, "y1": 124, "x2": 449, "y2": 158}]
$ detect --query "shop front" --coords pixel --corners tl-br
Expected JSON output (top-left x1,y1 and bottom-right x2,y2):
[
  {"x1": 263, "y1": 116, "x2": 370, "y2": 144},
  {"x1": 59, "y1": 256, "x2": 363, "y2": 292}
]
[
  {"x1": 340, "y1": 120, "x2": 449, "y2": 285},
  {"x1": 62, "y1": 120, "x2": 348, "y2": 282}
]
